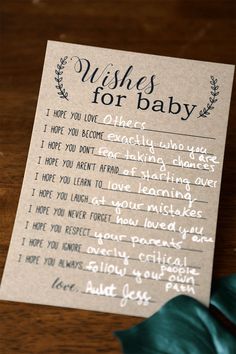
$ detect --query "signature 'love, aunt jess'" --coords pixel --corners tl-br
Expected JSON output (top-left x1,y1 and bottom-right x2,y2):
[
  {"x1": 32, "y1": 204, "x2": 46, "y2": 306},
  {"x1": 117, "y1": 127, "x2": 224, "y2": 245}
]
[{"x1": 85, "y1": 280, "x2": 151, "y2": 307}]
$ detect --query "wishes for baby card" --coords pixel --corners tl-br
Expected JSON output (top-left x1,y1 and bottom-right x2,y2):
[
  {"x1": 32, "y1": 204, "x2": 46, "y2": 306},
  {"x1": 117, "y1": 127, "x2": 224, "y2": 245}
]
[{"x1": 0, "y1": 41, "x2": 234, "y2": 317}]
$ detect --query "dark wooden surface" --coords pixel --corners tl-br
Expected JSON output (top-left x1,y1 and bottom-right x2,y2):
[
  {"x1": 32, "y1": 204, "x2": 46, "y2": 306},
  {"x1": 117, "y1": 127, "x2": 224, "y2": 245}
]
[{"x1": 0, "y1": 1, "x2": 235, "y2": 353}]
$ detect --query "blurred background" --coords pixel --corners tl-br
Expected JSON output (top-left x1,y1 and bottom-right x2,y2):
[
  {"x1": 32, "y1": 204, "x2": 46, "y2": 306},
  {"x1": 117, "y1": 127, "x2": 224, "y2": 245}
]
[{"x1": 0, "y1": 1, "x2": 235, "y2": 353}]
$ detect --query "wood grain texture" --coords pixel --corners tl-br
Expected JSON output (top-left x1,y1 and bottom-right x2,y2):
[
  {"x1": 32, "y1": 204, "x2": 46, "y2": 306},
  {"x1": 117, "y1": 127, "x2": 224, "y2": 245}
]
[{"x1": 0, "y1": 0, "x2": 235, "y2": 353}]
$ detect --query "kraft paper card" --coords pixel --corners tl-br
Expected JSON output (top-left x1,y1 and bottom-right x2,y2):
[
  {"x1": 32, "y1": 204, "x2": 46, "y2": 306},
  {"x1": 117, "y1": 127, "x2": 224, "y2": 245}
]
[{"x1": 0, "y1": 41, "x2": 234, "y2": 317}]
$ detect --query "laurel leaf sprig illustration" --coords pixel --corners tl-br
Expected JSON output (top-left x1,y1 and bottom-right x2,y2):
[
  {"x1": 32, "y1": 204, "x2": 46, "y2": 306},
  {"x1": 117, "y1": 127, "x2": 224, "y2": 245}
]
[
  {"x1": 197, "y1": 76, "x2": 219, "y2": 118},
  {"x1": 55, "y1": 56, "x2": 69, "y2": 100}
]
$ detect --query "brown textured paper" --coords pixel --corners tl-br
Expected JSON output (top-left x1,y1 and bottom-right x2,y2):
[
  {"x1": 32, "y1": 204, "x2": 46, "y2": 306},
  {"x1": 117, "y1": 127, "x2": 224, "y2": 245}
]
[{"x1": 0, "y1": 41, "x2": 234, "y2": 317}]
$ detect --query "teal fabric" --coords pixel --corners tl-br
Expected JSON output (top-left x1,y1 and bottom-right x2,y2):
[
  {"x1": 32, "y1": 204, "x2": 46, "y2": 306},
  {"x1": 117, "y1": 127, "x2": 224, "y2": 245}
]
[
  {"x1": 115, "y1": 275, "x2": 236, "y2": 354},
  {"x1": 211, "y1": 274, "x2": 236, "y2": 326}
]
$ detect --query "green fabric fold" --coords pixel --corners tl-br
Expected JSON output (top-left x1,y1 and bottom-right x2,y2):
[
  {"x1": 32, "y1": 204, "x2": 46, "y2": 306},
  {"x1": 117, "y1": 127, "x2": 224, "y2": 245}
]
[
  {"x1": 211, "y1": 274, "x2": 236, "y2": 326},
  {"x1": 115, "y1": 275, "x2": 236, "y2": 354}
]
